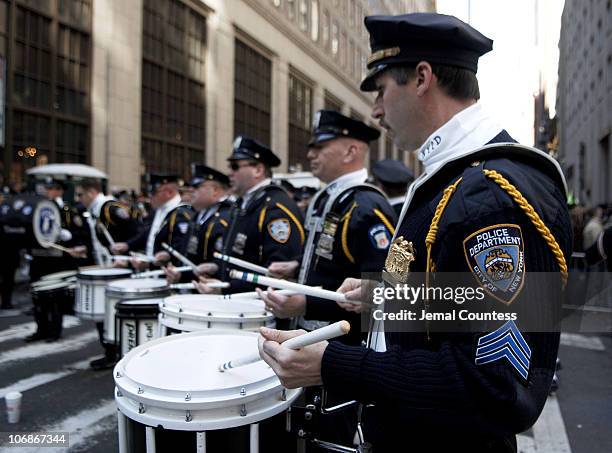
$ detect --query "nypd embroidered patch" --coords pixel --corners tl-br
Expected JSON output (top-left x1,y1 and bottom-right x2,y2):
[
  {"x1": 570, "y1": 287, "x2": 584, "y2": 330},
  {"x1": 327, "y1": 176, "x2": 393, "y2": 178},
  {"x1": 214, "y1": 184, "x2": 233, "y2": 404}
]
[
  {"x1": 368, "y1": 224, "x2": 391, "y2": 250},
  {"x1": 268, "y1": 218, "x2": 291, "y2": 243},
  {"x1": 463, "y1": 224, "x2": 525, "y2": 304},
  {"x1": 475, "y1": 320, "x2": 531, "y2": 381}
]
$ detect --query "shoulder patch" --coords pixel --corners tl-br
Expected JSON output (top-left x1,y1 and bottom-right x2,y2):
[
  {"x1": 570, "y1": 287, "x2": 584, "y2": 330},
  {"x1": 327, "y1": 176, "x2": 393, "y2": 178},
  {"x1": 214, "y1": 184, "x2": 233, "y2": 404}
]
[
  {"x1": 73, "y1": 215, "x2": 83, "y2": 228},
  {"x1": 267, "y1": 218, "x2": 291, "y2": 243},
  {"x1": 463, "y1": 224, "x2": 525, "y2": 305},
  {"x1": 368, "y1": 224, "x2": 391, "y2": 250}
]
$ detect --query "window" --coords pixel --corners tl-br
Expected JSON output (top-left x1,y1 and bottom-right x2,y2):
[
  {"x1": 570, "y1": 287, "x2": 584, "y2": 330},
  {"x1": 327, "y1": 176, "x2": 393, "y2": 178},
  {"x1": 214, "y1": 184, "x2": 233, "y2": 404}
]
[
  {"x1": 234, "y1": 39, "x2": 272, "y2": 146},
  {"x1": 298, "y1": 0, "x2": 308, "y2": 31},
  {"x1": 324, "y1": 90, "x2": 342, "y2": 111},
  {"x1": 331, "y1": 20, "x2": 339, "y2": 55},
  {"x1": 288, "y1": 71, "x2": 312, "y2": 170},
  {"x1": 322, "y1": 10, "x2": 330, "y2": 50},
  {"x1": 141, "y1": 0, "x2": 207, "y2": 180},
  {"x1": 310, "y1": 0, "x2": 319, "y2": 41}
]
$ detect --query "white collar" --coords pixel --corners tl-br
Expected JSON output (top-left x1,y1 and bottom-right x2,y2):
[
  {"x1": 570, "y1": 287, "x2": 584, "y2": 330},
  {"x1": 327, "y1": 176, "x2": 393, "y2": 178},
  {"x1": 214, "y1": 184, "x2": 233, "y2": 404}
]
[
  {"x1": 418, "y1": 103, "x2": 503, "y2": 175},
  {"x1": 158, "y1": 194, "x2": 182, "y2": 215},
  {"x1": 54, "y1": 197, "x2": 64, "y2": 208},
  {"x1": 241, "y1": 178, "x2": 271, "y2": 208},
  {"x1": 326, "y1": 168, "x2": 368, "y2": 193},
  {"x1": 89, "y1": 193, "x2": 114, "y2": 218}
]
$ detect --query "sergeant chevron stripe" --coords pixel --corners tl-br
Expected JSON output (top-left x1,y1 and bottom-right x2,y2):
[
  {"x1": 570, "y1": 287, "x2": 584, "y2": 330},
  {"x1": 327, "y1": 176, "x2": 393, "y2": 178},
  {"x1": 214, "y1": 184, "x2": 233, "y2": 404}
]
[{"x1": 475, "y1": 320, "x2": 531, "y2": 379}]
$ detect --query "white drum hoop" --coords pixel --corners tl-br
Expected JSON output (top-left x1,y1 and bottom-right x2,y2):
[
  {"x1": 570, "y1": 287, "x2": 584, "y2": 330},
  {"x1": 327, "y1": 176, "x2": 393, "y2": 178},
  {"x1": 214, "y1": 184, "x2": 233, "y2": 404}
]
[
  {"x1": 40, "y1": 270, "x2": 78, "y2": 281},
  {"x1": 114, "y1": 330, "x2": 301, "y2": 432},
  {"x1": 159, "y1": 295, "x2": 275, "y2": 333}
]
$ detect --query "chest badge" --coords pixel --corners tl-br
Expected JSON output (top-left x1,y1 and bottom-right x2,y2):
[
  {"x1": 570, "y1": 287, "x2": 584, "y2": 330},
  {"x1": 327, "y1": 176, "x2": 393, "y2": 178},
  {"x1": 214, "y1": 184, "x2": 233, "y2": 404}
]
[{"x1": 384, "y1": 236, "x2": 415, "y2": 283}]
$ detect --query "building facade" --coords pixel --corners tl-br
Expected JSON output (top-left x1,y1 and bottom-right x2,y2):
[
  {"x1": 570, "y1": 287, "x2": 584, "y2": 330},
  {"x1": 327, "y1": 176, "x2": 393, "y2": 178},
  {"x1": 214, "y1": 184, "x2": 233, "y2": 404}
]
[
  {"x1": 0, "y1": 0, "x2": 433, "y2": 190},
  {"x1": 557, "y1": 0, "x2": 612, "y2": 206}
]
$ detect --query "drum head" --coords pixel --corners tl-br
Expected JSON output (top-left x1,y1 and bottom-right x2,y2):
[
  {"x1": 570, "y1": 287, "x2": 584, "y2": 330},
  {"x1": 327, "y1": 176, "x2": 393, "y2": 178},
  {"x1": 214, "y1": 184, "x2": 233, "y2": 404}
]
[
  {"x1": 162, "y1": 295, "x2": 267, "y2": 316},
  {"x1": 107, "y1": 278, "x2": 169, "y2": 295},
  {"x1": 40, "y1": 270, "x2": 78, "y2": 281},
  {"x1": 77, "y1": 268, "x2": 133, "y2": 280},
  {"x1": 114, "y1": 330, "x2": 301, "y2": 431},
  {"x1": 32, "y1": 200, "x2": 61, "y2": 247}
]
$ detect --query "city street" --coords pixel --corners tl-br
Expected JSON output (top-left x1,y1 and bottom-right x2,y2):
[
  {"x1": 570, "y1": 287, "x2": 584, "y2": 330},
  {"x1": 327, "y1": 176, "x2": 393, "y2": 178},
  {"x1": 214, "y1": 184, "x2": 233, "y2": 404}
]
[{"x1": 0, "y1": 281, "x2": 610, "y2": 453}]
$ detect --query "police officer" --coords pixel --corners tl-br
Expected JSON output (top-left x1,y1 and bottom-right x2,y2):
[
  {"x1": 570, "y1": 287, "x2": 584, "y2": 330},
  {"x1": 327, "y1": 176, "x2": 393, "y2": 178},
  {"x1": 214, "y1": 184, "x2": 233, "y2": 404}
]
[
  {"x1": 257, "y1": 13, "x2": 572, "y2": 452},
  {"x1": 165, "y1": 165, "x2": 232, "y2": 283},
  {"x1": 73, "y1": 178, "x2": 141, "y2": 369},
  {"x1": 259, "y1": 110, "x2": 397, "y2": 451},
  {"x1": 371, "y1": 158, "x2": 414, "y2": 217},
  {"x1": 112, "y1": 174, "x2": 193, "y2": 269},
  {"x1": 261, "y1": 110, "x2": 396, "y2": 345},
  {"x1": 195, "y1": 136, "x2": 304, "y2": 295},
  {"x1": 26, "y1": 178, "x2": 89, "y2": 342}
]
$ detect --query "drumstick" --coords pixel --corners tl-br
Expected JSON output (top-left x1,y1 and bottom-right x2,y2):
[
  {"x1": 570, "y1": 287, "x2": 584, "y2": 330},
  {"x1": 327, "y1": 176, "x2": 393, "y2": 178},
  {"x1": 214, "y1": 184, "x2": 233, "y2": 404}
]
[
  {"x1": 131, "y1": 265, "x2": 192, "y2": 278},
  {"x1": 110, "y1": 255, "x2": 156, "y2": 262},
  {"x1": 229, "y1": 270, "x2": 363, "y2": 305},
  {"x1": 42, "y1": 241, "x2": 73, "y2": 254},
  {"x1": 224, "y1": 289, "x2": 298, "y2": 300},
  {"x1": 218, "y1": 320, "x2": 350, "y2": 372},
  {"x1": 162, "y1": 242, "x2": 197, "y2": 270},
  {"x1": 213, "y1": 252, "x2": 268, "y2": 275},
  {"x1": 171, "y1": 282, "x2": 230, "y2": 290},
  {"x1": 97, "y1": 223, "x2": 116, "y2": 246},
  {"x1": 129, "y1": 251, "x2": 157, "y2": 262}
]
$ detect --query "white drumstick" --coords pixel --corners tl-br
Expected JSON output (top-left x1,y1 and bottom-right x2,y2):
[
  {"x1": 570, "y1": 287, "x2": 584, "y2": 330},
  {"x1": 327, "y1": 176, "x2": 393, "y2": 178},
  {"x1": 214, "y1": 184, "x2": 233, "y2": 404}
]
[
  {"x1": 172, "y1": 282, "x2": 230, "y2": 290},
  {"x1": 131, "y1": 265, "x2": 192, "y2": 278},
  {"x1": 218, "y1": 320, "x2": 350, "y2": 372},
  {"x1": 129, "y1": 251, "x2": 157, "y2": 262},
  {"x1": 162, "y1": 242, "x2": 197, "y2": 270},
  {"x1": 42, "y1": 241, "x2": 73, "y2": 253},
  {"x1": 224, "y1": 289, "x2": 298, "y2": 300},
  {"x1": 97, "y1": 223, "x2": 116, "y2": 246},
  {"x1": 213, "y1": 252, "x2": 268, "y2": 275},
  {"x1": 110, "y1": 255, "x2": 156, "y2": 262},
  {"x1": 229, "y1": 270, "x2": 362, "y2": 305}
]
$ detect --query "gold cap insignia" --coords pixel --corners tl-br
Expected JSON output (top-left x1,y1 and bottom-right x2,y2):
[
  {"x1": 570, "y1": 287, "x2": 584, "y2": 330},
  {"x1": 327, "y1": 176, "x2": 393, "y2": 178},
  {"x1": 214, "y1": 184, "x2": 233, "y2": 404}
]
[
  {"x1": 384, "y1": 236, "x2": 415, "y2": 284},
  {"x1": 367, "y1": 47, "x2": 401, "y2": 65}
]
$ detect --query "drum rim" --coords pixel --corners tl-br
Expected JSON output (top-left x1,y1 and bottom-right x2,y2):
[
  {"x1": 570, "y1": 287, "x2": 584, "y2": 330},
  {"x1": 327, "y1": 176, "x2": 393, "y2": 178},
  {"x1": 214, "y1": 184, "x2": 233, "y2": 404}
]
[
  {"x1": 159, "y1": 298, "x2": 272, "y2": 321},
  {"x1": 106, "y1": 278, "x2": 170, "y2": 295},
  {"x1": 32, "y1": 281, "x2": 73, "y2": 291},
  {"x1": 40, "y1": 270, "x2": 78, "y2": 281},
  {"x1": 77, "y1": 268, "x2": 133, "y2": 280}
]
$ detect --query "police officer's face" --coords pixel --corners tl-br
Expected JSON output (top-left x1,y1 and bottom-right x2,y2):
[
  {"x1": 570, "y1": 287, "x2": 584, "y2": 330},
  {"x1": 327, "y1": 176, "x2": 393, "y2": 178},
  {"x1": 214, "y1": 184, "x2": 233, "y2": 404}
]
[
  {"x1": 371, "y1": 71, "x2": 422, "y2": 151},
  {"x1": 75, "y1": 187, "x2": 95, "y2": 208},
  {"x1": 192, "y1": 181, "x2": 221, "y2": 210},
  {"x1": 307, "y1": 140, "x2": 348, "y2": 183},
  {"x1": 228, "y1": 160, "x2": 260, "y2": 196}
]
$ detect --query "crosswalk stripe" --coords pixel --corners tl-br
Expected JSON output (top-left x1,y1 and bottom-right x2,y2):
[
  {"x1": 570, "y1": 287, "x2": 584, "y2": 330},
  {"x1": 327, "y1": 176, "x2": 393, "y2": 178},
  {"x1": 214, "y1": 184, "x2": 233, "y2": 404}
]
[
  {"x1": 560, "y1": 333, "x2": 606, "y2": 351},
  {"x1": 0, "y1": 331, "x2": 98, "y2": 366},
  {"x1": 0, "y1": 357, "x2": 95, "y2": 399},
  {"x1": 517, "y1": 395, "x2": 571, "y2": 453},
  {"x1": 2, "y1": 400, "x2": 117, "y2": 453},
  {"x1": 0, "y1": 316, "x2": 81, "y2": 345}
]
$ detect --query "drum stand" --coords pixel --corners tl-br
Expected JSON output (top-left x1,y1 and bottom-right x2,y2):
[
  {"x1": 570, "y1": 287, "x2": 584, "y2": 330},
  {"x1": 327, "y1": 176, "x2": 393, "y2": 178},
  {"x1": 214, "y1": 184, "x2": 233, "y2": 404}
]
[{"x1": 291, "y1": 389, "x2": 372, "y2": 453}]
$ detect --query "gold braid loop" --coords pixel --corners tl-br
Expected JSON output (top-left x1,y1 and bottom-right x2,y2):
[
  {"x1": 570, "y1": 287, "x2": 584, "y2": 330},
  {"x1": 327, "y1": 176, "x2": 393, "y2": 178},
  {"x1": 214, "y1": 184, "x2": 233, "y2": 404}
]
[
  {"x1": 482, "y1": 169, "x2": 568, "y2": 287},
  {"x1": 425, "y1": 178, "x2": 463, "y2": 279}
]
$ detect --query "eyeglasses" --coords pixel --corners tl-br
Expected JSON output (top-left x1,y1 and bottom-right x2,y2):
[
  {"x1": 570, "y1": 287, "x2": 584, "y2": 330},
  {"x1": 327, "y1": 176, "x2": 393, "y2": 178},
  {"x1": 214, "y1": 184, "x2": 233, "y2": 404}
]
[{"x1": 229, "y1": 162, "x2": 257, "y2": 171}]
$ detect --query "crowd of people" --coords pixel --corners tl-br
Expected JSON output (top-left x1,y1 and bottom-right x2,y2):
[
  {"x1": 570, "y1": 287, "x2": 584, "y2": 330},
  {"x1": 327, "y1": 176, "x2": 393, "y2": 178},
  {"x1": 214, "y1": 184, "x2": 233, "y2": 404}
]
[{"x1": 0, "y1": 11, "x2": 610, "y2": 453}]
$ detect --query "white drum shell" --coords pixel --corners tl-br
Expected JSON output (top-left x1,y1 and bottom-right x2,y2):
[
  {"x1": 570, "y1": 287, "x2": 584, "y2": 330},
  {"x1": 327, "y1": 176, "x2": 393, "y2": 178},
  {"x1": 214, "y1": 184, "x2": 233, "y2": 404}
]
[
  {"x1": 75, "y1": 268, "x2": 132, "y2": 321},
  {"x1": 159, "y1": 295, "x2": 275, "y2": 334},
  {"x1": 104, "y1": 278, "x2": 170, "y2": 343},
  {"x1": 113, "y1": 330, "x2": 301, "y2": 431}
]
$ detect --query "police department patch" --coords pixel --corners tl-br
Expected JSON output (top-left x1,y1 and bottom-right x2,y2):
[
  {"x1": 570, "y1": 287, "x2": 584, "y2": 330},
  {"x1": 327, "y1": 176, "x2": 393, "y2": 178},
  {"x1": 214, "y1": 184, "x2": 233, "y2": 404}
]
[
  {"x1": 177, "y1": 222, "x2": 189, "y2": 235},
  {"x1": 463, "y1": 224, "x2": 525, "y2": 304},
  {"x1": 268, "y1": 218, "x2": 291, "y2": 243},
  {"x1": 368, "y1": 224, "x2": 391, "y2": 250}
]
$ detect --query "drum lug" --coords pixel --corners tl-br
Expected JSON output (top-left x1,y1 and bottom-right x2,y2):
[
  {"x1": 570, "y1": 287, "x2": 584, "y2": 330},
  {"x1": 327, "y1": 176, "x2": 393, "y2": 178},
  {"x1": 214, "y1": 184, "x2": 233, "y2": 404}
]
[
  {"x1": 138, "y1": 403, "x2": 146, "y2": 414},
  {"x1": 185, "y1": 410, "x2": 193, "y2": 422},
  {"x1": 116, "y1": 371, "x2": 122, "y2": 378},
  {"x1": 240, "y1": 387, "x2": 247, "y2": 396},
  {"x1": 138, "y1": 386, "x2": 144, "y2": 394},
  {"x1": 116, "y1": 389, "x2": 123, "y2": 397},
  {"x1": 239, "y1": 404, "x2": 247, "y2": 417},
  {"x1": 185, "y1": 393, "x2": 191, "y2": 401},
  {"x1": 281, "y1": 389, "x2": 287, "y2": 401}
]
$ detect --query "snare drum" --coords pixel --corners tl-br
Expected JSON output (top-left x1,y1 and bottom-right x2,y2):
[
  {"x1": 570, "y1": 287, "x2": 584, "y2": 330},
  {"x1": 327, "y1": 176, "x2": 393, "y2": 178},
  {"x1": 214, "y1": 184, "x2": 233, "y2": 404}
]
[
  {"x1": 32, "y1": 281, "x2": 76, "y2": 315},
  {"x1": 158, "y1": 295, "x2": 275, "y2": 336},
  {"x1": 40, "y1": 270, "x2": 77, "y2": 282},
  {"x1": 75, "y1": 268, "x2": 133, "y2": 321},
  {"x1": 114, "y1": 330, "x2": 301, "y2": 453},
  {"x1": 115, "y1": 299, "x2": 160, "y2": 358},
  {"x1": 104, "y1": 279, "x2": 170, "y2": 344}
]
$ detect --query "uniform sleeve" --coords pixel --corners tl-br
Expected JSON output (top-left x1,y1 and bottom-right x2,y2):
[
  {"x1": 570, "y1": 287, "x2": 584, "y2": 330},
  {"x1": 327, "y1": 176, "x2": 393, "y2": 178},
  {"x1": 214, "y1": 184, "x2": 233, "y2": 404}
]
[
  {"x1": 321, "y1": 167, "x2": 571, "y2": 435},
  {"x1": 168, "y1": 208, "x2": 193, "y2": 256}
]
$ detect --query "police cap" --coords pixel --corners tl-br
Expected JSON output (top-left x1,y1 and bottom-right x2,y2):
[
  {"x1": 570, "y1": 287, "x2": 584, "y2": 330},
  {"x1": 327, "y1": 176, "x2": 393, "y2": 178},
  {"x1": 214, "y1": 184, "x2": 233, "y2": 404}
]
[
  {"x1": 308, "y1": 110, "x2": 380, "y2": 147},
  {"x1": 191, "y1": 164, "x2": 230, "y2": 188},
  {"x1": 372, "y1": 159, "x2": 414, "y2": 185},
  {"x1": 228, "y1": 136, "x2": 281, "y2": 168},
  {"x1": 361, "y1": 13, "x2": 493, "y2": 91}
]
